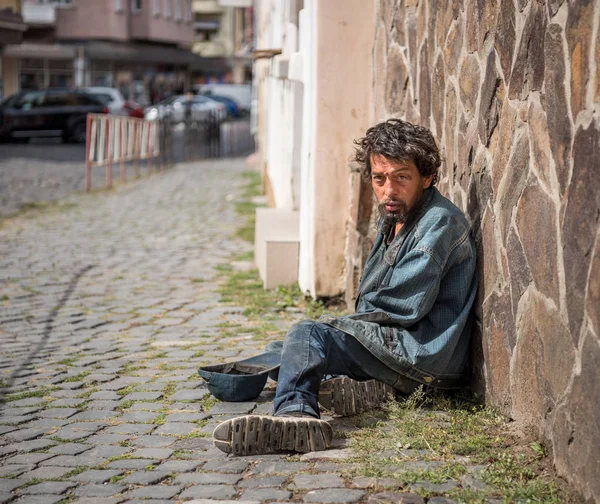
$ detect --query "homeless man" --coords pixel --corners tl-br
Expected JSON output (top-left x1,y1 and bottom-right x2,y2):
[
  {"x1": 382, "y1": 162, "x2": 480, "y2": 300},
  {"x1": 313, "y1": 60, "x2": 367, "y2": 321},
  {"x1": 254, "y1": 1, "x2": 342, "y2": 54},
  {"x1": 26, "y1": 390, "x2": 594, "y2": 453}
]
[{"x1": 212, "y1": 118, "x2": 478, "y2": 456}]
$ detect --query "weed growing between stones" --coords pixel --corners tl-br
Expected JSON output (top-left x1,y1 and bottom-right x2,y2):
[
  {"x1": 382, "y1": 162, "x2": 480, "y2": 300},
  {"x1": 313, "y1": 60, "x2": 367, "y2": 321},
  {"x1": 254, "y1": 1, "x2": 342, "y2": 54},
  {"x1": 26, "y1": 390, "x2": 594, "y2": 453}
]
[{"x1": 346, "y1": 387, "x2": 568, "y2": 503}]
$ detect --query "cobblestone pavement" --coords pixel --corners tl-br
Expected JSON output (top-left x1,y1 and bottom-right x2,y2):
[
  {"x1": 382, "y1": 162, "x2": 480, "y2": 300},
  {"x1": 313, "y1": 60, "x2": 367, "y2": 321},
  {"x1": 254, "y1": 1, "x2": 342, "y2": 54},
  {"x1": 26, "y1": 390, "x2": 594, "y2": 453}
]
[{"x1": 0, "y1": 158, "x2": 487, "y2": 504}]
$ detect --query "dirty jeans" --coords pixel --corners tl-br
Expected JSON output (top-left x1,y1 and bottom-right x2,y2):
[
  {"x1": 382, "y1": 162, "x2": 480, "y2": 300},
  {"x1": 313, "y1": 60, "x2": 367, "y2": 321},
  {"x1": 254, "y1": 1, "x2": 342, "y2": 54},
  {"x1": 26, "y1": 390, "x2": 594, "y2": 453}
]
[{"x1": 272, "y1": 320, "x2": 419, "y2": 418}]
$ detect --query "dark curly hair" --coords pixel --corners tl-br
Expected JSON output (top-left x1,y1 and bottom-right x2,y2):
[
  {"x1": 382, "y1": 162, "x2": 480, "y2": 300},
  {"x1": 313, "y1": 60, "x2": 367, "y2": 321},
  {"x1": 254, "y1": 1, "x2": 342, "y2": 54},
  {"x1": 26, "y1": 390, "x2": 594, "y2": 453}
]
[{"x1": 353, "y1": 119, "x2": 441, "y2": 186}]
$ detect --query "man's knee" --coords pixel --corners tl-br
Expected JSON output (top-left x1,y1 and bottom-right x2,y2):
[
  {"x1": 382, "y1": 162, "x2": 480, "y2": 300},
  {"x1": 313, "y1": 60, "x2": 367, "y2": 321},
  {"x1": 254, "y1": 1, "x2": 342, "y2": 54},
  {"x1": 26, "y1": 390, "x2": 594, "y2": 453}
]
[{"x1": 284, "y1": 320, "x2": 331, "y2": 347}]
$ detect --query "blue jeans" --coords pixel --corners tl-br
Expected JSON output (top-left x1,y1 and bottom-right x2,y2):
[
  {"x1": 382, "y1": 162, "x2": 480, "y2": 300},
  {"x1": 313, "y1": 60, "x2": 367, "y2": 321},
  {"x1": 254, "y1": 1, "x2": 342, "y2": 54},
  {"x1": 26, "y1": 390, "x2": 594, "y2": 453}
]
[{"x1": 273, "y1": 320, "x2": 419, "y2": 418}]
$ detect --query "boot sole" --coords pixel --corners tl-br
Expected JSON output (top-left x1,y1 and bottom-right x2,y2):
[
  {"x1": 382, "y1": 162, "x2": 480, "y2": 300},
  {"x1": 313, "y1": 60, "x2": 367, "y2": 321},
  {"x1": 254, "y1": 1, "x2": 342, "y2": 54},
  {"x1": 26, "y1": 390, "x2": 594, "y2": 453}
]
[
  {"x1": 213, "y1": 415, "x2": 333, "y2": 456},
  {"x1": 318, "y1": 376, "x2": 395, "y2": 416}
]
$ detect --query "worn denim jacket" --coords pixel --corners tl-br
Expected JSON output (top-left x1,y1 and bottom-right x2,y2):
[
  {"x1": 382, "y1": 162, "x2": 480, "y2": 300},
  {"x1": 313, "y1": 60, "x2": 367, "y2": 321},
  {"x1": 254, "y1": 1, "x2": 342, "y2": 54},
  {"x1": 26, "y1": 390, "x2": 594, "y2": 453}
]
[{"x1": 320, "y1": 187, "x2": 478, "y2": 389}]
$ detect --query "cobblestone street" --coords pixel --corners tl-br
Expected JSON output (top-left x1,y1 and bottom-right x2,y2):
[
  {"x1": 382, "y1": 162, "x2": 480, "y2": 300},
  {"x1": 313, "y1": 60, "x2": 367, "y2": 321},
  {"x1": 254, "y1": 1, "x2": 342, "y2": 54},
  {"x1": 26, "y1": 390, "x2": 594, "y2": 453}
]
[{"x1": 0, "y1": 157, "x2": 530, "y2": 504}]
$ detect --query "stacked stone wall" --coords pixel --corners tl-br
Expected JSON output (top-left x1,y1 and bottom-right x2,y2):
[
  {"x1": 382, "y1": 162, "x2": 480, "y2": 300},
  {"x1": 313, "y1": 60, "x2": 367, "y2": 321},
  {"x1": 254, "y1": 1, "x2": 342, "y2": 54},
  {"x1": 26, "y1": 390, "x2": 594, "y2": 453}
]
[{"x1": 348, "y1": 0, "x2": 600, "y2": 499}]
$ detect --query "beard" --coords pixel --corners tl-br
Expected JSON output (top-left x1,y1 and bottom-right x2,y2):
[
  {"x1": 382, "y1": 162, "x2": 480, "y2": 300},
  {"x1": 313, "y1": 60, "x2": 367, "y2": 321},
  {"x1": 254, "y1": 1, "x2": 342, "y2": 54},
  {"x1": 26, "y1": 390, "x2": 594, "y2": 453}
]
[{"x1": 377, "y1": 198, "x2": 409, "y2": 226}]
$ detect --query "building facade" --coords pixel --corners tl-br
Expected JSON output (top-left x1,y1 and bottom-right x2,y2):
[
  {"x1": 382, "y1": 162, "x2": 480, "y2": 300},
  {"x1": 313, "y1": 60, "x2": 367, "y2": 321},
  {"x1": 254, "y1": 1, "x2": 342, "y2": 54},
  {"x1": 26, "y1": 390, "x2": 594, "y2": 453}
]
[
  {"x1": 2, "y1": 0, "x2": 195, "y2": 104},
  {"x1": 191, "y1": 0, "x2": 252, "y2": 84},
  {"x1": 0, "y1": 0, "x2": 25, "y2": 99}
]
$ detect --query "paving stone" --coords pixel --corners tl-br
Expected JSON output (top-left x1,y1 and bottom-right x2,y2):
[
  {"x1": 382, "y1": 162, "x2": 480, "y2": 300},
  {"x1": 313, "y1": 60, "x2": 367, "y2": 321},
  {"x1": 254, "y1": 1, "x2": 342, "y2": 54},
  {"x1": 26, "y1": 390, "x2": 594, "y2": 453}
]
[
  {"x1": 85, "y1": 445, "x2": 131, "y2": 458},
  {"x1": 294, "y1": 473, "x2": 345, "y2": 489},
  {"x1": 367, "y1": 492, "x2": 425, "y2": 504},
  {"x1": 104, "y1": 424, "x2": 154, "y2": 435},
  {"x1": 170, "y1": 437, "x2": 213, "y2": 451},
  {"x1": 164, "y1": 412, "x2": 208, "y2": 423},
  {"x1": 249, "y1": 460, "x2": 310, "y2": 475},
  {"x1": 126, "y1": 485, "x2": 182, "y2": 499},
  {"x1": 0, "y1": 445, "x2": 18, "y2": 457},
  {"x1": 237, "y1": 475, "x2": 288, "y2": 488},
  {"x1": 9, "y1": 439, "x2": 56, "y2": 453},
  {"x1": 427, "y1": 498, "x2": 458, "y2": 504},
  {"x1": 179, "y1": 485, "x2": 237, "y2": 500},
  {"x1": 69, "y1": 410, "x2": 118, "y2": 422},
  {"x1": 119, "y1": 411, "x2": 160, "y2": 423},
  {"x1": 183, "y1": 501, "x2": 260, "y2": 504},
  {"x1": 123, "y1": 392, "x2": 163, "y2": 401},
  {"x1": 5, "y1": 427, "x2": 48, "y2": 442},
  {"x1": 0, "y1": 492, "x2": 12, "y2": 504},
  {"x1": 0, "y1": 465, "x2": 30, "y2": 478},
  {"x1": 11, "y1": 495, "x2": 65, "y2": 504},
  {"x1": 71, "y1": 469, "x2": 124, "y2": 483},
  {"x1": 73, "y1": 498, "x2": 125, "y2": 504},
  {"x1": 21, "y1": 466, "x2": 73, "y2": 480},
  {"x1": 240, "y1": 488, "x2": 293, "y2": 501},
  {"x1": 304, "y1": 488, "x2": 366, "y2": 503},
  {"x1": 153, "y1": 423, "x2": 198, "y2": 436},
  {"x1": 127, "y1": 402, "x2": 165, "y2": 411},
  {"x1": 19, "y1": 481, "x2": 77, "y2": 495},
  {"x1": 202, "y1": 459, "x2": 250, "y2": 473},
  {"x1": 130, "y1": 435, "x2": 176, "y2": 447},
  {"x1": 6, "y1": 453, "x2": 56, "y2": 466},
  {"x1": 206, "y1": 402, "x2": 257, "y2": 415},
  {"x1": 88, "y1": 391, "x2": 120, "y2": 400},
  {"x1": 107, "y1": 458, "x2": 158, "y2": 470},
  {"x1": 87, "y1": 400, "x2": 120, "y2": 411},
  {"x1": 48, "y1": 427, "x2": 92, "y2": 441},
  {"x1": 47, "y1": 442, "x2": 90, "y2": 455},
  {"x1": 0, "y1": 479, "x2": 28, "y2": 492},
  {"x1": 175, "y1": 472, "x2": 242, "y2": 485},
  {"x1": 37, "y1": 408, "x2": 79, "y2": 419},
  {"x1": 154, "y1": 460, "x2": 202, "y2": 473},
  {"x1": 83, "y1": 433, "x2": 129, "y2": 445},
  {"x1": 122, "y1": 470, "x2": 171, "y2": 485},
  {"x1": 49, "y1": 399, "x2": 86, "y2": 408},
  {"x1": 130, "y1": 447, "x2": 174, "y2": 459},
  {"x1": 300, "y1": 448, "x2": 353, "y2": 461},
  {"x1": 101, "y1": 377, "x2": 142, "y2": 391},
  {"x1": 351, "y1": 477, "x2": 399, "y2": 489}
]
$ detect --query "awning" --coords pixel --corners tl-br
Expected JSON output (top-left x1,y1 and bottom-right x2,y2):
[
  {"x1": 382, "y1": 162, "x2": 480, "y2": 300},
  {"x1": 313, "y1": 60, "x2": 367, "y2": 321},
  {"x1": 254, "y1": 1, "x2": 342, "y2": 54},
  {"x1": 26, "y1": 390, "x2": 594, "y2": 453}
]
[
  {"x1": 85, "y1": 41, "x2": 194, "y2": 66},
  {"x1": 3, "y1": 42, "x2": 75, "y2": 59}
]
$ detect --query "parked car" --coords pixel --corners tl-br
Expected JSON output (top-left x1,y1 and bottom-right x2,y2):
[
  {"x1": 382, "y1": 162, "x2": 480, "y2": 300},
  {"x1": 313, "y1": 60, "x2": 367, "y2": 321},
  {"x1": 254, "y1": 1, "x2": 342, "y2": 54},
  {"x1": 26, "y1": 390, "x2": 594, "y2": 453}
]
[
  {"x1": 0, "y1": 88, "x2": 108, "y2": 143},
  {"x1": 202, "y1": 94, "x2": 241, "y2": 118},
  {"x1": 195, "y1": 84, "x2": 251, "y2": 113},
  {"x1": 144, "y1": 95, "x2": 226, "y2": 123},
  {"x1": 84, "y1": 87, "x2": 145, "y2": 119}
]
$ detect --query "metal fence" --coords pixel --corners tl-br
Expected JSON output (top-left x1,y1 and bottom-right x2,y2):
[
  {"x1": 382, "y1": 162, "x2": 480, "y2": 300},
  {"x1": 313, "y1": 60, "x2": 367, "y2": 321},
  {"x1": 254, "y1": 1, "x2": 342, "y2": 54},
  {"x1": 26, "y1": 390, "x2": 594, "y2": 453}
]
[
  {"x1": 172, "y1": 110, "x2": 254, "y2": 163},
  {"x1": 85, "y1": 110, "x2": 254, "y2": 191}
]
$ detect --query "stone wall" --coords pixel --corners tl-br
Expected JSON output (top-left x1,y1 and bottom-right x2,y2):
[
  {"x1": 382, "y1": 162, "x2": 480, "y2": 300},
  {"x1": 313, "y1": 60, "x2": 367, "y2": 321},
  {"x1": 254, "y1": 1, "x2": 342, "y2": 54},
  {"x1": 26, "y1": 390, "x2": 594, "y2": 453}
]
[{"x1": 349, "y1": 0, "x2": 599, "y2": 500}]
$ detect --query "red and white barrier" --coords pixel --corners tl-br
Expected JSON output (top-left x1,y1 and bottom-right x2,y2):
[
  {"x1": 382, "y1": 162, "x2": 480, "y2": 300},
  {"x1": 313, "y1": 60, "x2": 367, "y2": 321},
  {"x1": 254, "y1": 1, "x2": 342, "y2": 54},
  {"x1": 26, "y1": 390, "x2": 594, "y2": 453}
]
[{"x1": 85, "y1": 114, "x2": 160, "y2": 192}]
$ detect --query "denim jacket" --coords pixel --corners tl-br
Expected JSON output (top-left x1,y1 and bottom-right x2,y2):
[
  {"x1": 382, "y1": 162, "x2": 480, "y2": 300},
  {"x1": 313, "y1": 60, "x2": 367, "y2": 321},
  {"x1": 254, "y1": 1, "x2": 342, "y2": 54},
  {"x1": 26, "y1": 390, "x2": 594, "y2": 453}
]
[{"x1": 320, "y1": 187, "x2": 478, "y2": 389}]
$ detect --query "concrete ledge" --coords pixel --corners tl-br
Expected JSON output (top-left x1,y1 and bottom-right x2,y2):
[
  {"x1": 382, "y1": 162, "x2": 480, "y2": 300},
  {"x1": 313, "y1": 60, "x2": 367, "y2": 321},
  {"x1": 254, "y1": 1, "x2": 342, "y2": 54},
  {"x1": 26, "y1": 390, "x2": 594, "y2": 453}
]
[{"x1": 255, "y1": 208, "x2": 299, "y2": 289}]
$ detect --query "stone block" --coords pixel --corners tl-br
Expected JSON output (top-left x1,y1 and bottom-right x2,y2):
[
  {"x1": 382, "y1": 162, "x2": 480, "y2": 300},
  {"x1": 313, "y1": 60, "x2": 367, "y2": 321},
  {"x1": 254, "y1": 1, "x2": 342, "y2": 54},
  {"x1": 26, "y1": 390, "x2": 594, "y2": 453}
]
[
  {"x1": 562, "y1": 120, "x2": 600, "y2": 338},
  {"x1": 509, "y1": 1, "x2": 546, "y2": 99},
  {"x1": 179, "y1": 485, "x2": 237, "y2": 500},
  {"x1": 544, "y1": 23, "x2": 572, "y2": 193},
  {"x1": 566, "y1": 0, "x2": 595, "y2": 118}
]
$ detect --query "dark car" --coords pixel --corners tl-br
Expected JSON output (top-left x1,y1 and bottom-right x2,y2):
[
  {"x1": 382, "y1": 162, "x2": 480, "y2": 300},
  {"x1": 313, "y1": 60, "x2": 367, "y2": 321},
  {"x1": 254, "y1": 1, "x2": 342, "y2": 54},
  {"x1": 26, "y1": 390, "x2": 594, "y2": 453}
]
[
  {"x1": 202, "y1": 94, "x2": 241, "y2": 118},
  {"x1": 0, "y1": 88, "x2": 108, "y2": 144}
]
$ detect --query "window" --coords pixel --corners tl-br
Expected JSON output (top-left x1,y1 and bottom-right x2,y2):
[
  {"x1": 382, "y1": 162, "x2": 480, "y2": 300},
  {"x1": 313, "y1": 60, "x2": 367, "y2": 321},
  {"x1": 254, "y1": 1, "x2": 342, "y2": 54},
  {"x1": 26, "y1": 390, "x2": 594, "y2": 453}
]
[
  {"x1": 164, "y1": 0, "x2": 171, "y2": 18},
  {"x1": 132, "y1": 0, "x2": 142, "y2": 12},
  {"x1": 153, "y1": 0, "x2": 160, "y2": 16},
  {"x1": 185, "y1": 0, "x2": 192, "y2": 22},
  {"x1": 174, "y1": 0, "x2": 181, "y2": 19},
  {"x1": 115, "y1": 0, "x2": 123, "y2": 12}
]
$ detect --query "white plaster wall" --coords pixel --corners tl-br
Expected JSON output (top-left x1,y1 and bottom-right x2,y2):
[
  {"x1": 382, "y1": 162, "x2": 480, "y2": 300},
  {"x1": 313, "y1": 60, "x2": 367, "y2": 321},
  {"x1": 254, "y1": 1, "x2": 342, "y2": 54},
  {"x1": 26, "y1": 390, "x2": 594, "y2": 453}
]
[{"x1": 298, "y1": 0, "x2": 376, "y2": 297}]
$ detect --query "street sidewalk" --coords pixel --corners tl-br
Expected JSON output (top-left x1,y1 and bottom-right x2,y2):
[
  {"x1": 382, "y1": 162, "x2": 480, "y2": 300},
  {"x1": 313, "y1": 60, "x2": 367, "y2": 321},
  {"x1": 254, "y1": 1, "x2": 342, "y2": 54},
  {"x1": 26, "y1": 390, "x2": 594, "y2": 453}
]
[{"x1": 0, "y1": 158, "x2": 567, "y2": 504}]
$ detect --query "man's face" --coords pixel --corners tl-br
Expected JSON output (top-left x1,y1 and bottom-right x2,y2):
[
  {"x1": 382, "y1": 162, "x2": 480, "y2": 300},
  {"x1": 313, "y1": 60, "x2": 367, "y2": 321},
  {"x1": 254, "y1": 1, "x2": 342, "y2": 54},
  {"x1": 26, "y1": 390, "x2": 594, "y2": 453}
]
[{"x1": 370, "y1": 154, "x2": 434, "y2": 225}]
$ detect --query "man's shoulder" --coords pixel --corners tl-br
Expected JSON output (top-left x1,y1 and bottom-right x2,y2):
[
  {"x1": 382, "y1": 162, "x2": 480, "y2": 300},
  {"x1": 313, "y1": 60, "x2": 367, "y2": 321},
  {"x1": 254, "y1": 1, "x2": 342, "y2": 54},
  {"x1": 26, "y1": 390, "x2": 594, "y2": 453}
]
[
  {"x1": 412, "y1": 189, "x2": 474, "y2": 264},
  {"x1": 419, "y1": 188, "x2": 472, "y2": 234}
]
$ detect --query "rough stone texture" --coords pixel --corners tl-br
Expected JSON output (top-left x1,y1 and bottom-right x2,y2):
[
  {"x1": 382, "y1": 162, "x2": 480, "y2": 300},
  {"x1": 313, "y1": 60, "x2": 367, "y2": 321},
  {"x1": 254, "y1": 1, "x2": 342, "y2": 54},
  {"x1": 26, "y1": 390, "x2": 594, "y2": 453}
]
[{"x1": 355, "y1": 1, "x2": 600, "y2": 501}]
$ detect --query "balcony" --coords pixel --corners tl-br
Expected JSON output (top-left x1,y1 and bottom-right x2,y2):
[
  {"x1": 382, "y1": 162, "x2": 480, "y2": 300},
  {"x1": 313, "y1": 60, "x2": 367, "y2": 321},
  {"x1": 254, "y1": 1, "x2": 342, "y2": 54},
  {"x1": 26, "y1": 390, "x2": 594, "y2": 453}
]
[
  {"x1": 218, "y1": 0, "x2": 251, "y2": 6},
  {"x1": 22, "y1": 0, "x2": 72, "y2": 25}
]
